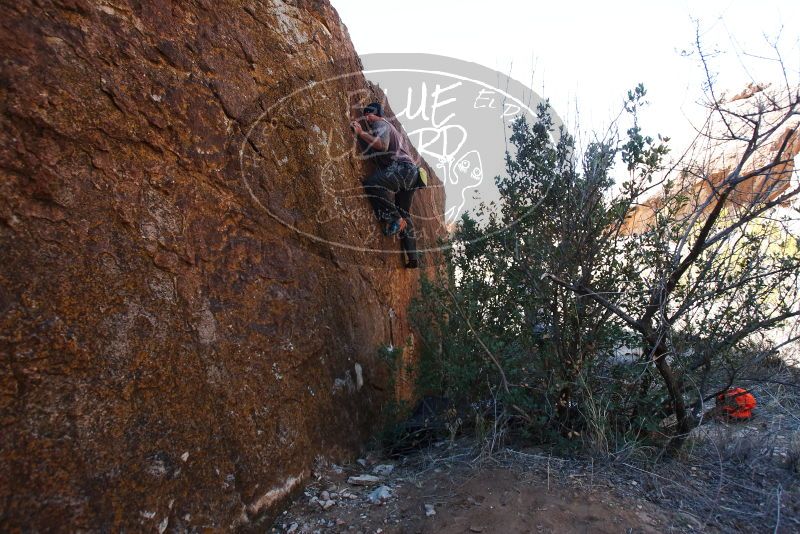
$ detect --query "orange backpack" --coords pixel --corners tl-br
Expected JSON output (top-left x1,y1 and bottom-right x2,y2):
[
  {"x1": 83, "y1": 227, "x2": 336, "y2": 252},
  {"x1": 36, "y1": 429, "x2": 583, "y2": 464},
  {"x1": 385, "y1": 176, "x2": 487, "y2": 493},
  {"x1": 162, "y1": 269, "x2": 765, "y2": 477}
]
[{"x1": 716, "y1": 388, "x2": 756, "y2": 419}]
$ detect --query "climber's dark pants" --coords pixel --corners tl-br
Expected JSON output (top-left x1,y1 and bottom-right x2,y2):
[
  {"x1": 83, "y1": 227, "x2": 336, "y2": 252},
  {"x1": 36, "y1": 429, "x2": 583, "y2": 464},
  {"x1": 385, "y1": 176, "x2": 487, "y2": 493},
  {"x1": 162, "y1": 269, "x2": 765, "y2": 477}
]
[{"x1": 363, "y1": 161, "x2": 419, "y2": 263}]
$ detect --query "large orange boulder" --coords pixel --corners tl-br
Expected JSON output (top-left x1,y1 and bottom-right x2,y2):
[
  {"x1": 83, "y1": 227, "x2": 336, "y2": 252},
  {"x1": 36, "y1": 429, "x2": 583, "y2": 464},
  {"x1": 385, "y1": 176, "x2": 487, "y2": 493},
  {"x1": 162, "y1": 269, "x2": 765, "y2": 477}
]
[{"x1": 0, "y1": 0, "x2": 445, "y2": 530}]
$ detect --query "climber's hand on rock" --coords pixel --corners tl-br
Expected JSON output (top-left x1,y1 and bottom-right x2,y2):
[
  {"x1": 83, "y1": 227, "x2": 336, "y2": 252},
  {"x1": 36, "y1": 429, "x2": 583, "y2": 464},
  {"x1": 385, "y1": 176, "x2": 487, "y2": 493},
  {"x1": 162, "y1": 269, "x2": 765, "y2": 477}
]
[{"x1": 351, "y1": 121, "x2": 363, "y2": 135}]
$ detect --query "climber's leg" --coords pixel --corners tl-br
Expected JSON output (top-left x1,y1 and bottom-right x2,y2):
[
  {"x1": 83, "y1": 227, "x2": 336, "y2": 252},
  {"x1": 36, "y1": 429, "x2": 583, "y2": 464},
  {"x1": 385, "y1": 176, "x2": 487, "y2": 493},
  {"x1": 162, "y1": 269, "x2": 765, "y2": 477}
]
[
  {"x1": 363, "y1": 163, "x2": 402, "y2": 223},
  {"x1": 395, "y1": 182, "x2": 418, "y2": 268}
]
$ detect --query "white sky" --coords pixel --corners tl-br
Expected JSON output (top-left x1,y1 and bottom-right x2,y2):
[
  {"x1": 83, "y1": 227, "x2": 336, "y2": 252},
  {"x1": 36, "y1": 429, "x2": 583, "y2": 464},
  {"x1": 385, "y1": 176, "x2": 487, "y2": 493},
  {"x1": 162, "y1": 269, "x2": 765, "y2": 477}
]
[{"x1": 330, "y1": 0, "x2": 799, "y2": 151}]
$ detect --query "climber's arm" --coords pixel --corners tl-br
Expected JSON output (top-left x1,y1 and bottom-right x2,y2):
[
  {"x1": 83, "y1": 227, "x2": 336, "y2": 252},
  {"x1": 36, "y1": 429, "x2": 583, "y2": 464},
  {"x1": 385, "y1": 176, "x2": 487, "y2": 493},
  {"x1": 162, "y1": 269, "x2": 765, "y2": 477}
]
[
  {"x1": 359, "y1": 130, "x2": 387, "y2": 152},
  {"x1": 351, "y1": 121, "x2": 388, "y2": 152}
]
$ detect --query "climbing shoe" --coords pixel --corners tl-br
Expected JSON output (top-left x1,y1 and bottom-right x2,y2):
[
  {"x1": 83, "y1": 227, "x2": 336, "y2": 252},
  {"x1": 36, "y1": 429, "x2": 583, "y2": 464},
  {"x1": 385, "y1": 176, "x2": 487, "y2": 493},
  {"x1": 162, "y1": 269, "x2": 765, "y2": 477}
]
[
  {"x1": 384, "y1": 217, "x2": 407, "y2": 237},
  {"x1": 405, "y1": 258, "x2": 419, "y2": 269}
]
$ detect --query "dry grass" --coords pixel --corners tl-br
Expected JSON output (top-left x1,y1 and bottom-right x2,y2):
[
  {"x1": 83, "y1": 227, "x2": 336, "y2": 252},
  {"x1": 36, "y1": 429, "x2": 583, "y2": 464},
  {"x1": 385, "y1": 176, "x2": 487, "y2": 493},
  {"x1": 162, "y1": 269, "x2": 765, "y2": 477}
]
[{"x1": 382, "y1": 363, "x2": 800, "y2": 532}]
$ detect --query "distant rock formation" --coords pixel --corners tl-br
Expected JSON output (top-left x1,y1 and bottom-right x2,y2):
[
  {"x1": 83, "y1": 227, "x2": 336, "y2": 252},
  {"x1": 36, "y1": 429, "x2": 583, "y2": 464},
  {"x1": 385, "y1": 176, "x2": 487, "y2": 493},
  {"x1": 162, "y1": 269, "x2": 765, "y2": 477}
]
[
  {"x1": 0, "y1": 0, "x2": 445, "y2": 530},
  {"x1": 622, "y1": 83, "x2": 799, "y2": 235}
]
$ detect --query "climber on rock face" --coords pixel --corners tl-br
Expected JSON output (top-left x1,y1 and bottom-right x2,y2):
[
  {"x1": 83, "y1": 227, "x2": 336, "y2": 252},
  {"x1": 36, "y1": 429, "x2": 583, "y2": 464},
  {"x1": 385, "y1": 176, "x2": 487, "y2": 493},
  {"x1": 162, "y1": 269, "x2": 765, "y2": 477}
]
[{"x1": 352, "y1": 102, "x2": 420, "y2": 269}]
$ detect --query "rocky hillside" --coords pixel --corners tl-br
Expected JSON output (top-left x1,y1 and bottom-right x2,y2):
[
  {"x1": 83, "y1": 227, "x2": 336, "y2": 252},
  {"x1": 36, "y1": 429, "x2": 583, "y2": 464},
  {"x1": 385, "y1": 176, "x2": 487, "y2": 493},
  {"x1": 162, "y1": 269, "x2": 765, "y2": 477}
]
[
  {"x1": 0, "y1": 0, "x2": 445, "y2": 530},
  {"x1": 622, "y1": 84, "x2": 799, "y2": 234}
]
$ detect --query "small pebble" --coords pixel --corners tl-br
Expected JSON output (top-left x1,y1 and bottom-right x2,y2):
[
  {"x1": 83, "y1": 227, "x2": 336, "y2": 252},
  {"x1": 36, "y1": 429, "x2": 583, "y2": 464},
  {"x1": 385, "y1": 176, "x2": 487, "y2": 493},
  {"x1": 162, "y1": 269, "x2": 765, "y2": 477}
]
[
  {"x1": 372, "y1": 464, "x2": 395, "y2": 476},
  {"x1": 348, "y1": 475, "x2": 380, "y2": 486},
  {"x1": 367, "y1": 485, "x2": 392, "y2": 504}
]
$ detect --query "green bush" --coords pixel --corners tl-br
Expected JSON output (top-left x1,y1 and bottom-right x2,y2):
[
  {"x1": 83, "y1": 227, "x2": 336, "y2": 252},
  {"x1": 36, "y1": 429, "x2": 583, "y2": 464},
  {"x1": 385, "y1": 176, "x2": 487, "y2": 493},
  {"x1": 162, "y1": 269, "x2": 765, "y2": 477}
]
[{"x1": 409, "y1": 85, "x2": 800, "y2": 452}]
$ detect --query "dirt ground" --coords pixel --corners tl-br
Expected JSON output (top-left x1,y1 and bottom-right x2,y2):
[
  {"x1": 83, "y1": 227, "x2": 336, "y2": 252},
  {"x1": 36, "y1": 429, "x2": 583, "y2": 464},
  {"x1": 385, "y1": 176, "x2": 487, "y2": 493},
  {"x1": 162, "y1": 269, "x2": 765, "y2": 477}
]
[
  {"x1": 271, "y1": 372, "x2": 800, "y2": 533},
  {"x1": 270, "y1": 449, "x2": 673, "y2": 534},
  {"x1": 404, "y1": 468, "x2": 668, "y2": 534}
]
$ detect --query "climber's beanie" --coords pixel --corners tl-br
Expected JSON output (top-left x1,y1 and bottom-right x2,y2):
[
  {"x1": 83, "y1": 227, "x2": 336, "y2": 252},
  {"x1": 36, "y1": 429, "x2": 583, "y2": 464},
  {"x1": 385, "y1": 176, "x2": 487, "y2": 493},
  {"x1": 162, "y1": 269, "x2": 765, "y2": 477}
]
[{"x1": 363, "y1": 102, "x2": 383, "y2": 117}]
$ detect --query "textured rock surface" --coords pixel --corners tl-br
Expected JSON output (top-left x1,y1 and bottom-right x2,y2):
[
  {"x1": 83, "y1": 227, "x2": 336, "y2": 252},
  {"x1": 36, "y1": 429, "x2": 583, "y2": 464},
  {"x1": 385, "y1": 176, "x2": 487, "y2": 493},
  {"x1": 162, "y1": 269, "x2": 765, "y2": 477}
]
[
  {"x1": 622, "y1": 84, "x2": 799, "y2": 234},
  {"x1": 0, "y1": 0, "x2": 445, "y2": 530}
]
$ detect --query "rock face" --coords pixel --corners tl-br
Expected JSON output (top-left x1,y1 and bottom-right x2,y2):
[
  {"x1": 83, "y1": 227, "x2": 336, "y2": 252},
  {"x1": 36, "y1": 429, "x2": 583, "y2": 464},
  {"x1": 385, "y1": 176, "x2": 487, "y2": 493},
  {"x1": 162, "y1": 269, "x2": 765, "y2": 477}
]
[
  {"x1": 622, "y1": 84, "x2": 799, "y2": 235},
  {"x1": 0, "y1": 0, "x2": 445, "y2": 530}
]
